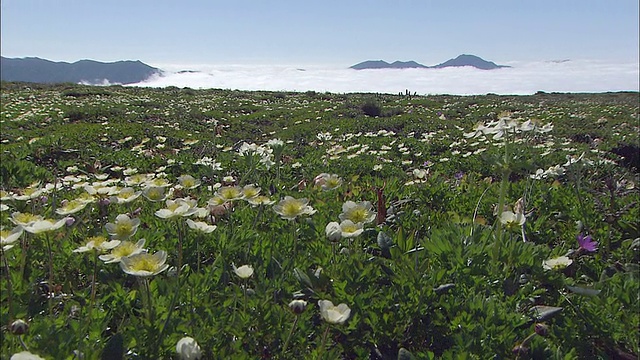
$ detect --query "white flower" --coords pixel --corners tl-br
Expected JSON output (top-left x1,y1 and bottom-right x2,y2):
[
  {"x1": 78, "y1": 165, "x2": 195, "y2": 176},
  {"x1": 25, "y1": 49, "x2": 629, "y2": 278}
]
[
  {"x1": 177, "y1": 175, "x2": 201, "y2": 190},
  {"x1": 325, "y1": 222, "x2": 342, "y2": 242},
  {"x1": 273, "y1": 196, "x2": 316, "y2": 220},
  {"x1": 110, "y1": 187, "x2": 142, "y2": 204},
  {"x1": 339, "y1": 201, "x2": 376, "y2": 224},
  {"x1": 105, "y1": 214, "x2": 141, "y2": 240},
  {"x1": 176, "y1": 336, "x2": 202, "y2": 360},
  {"x1": 233, "y1": 264, "x2": 254, "y2": 279},
  {"x1": 120, "y1": 250, "x2": 169, "y2": 277},
  {"x1": 318, "y1": 300, "x2": 351, "y2": 325},
  {"x1": 339, "y1": 220, "x2": 364, "y2": 238},
  {"x1": 22, "y1": 218, "x2": 69, "y2": 234},
  {"x1": 1, "y1": 226, "x2": 23, "y2": 251},
  {"x1": 186, "y1": 219, "x2": 217, "y2": 233},
  {"x1": 543, "y1": 256, "x2": 573, "y2": 270},
  {"x1": 99, "y1": 239, "x2": 146, "y2": 263},
  {"x1": 155, "y1": 198, "x2": 201, "y2": 219},
  {"x1": 10, "y1": 351, "x2": 46, "y2": 360},
  {"x1": 55, "y1": 199, "x2": 89, "y2": 215},
  {"x1": 73, "y1": 236, "x2": 121, "y2": 253},
  {"x1": 314, "y1": 173, "x2": 342, "y2": 191},
  {"x1": 499, "y1": 211, "x2": 526, "y2": 229}
]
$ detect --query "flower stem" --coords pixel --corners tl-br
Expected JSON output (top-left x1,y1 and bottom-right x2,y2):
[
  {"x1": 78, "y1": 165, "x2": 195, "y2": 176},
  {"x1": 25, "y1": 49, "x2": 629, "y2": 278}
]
[
  {"x1": 317, "y1": 325, "x2": 331, "y2": 360},
  {"x1": 44, "y1": 234, "x2": 55, "y2": 315},
  {"x1": 90, "y1": 250, "x2": 98, "y2": 316},
  {"x1": 281, "y1": 315, "x2": 299, "y2": 355},
  {"x1": 1, "y1": 246, "x2": 14, "y2": 321}
]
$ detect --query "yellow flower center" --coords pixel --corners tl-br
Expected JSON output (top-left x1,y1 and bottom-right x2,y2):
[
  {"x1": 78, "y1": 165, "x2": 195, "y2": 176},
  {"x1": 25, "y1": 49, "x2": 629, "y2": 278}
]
[
  {"x1": 113, "y1": 242, "x2": 136, "y2": 257},
  {"x1": 0, "y1": 230, "x2": 10, "y2": 239},
  {"x1": 88, "y1": 236, "x2": 106, "y2": 247},
  {"x1": 182, "y1": 179, "x2": 196, "y2": 188},
  {"x1": 167, "y1": 202, "x2": 181, "y2": 211},
  {"x1": 128, "y1": 254, "x2": 160, "y2": 272},
  {"x1": 220, "y1": 188, "x2": 242, "y2": 200},
  {"x1": 116, "y1": 223, "x2": 133, "y2": 237},
  {"x1": 348, "y1": 208, "x2": 368, "y2": 223},
  {"x1": 342, "y1": 223, "x2": 358, "y2": 233},
  {"x1": 14, "y1": 213, "x2": 40, "y2": 224},
  {"x1": 282, "y1": 201, "x2": 303, "y2": 216},
  {"x1": 147, "y1": 188, "x2": 164, "y2": 200}
]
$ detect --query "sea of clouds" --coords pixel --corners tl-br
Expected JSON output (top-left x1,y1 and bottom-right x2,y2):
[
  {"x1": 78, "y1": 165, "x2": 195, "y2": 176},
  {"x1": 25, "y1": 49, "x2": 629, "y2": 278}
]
[{"x1": 131, "y1": 59, "x2": 639, "y2": 95}]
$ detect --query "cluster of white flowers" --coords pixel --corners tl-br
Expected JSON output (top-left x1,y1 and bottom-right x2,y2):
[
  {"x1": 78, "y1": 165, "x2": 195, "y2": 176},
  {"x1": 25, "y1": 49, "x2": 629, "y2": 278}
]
[
  {"x1": 238, "y1": 142, "x2": 275, "y2": 169},
  {"x1": 325, "y1": 201, "x2": 377, "y2": 242},
  {"x1": 464, "y1": 113, "x2": 553, "y2": 141}
]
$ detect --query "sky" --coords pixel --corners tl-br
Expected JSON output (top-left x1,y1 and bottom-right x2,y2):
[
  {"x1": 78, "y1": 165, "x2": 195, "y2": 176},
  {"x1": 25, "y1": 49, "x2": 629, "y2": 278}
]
[{"x1": 1, "y1": 0, "x2": 639, "y2": 66}]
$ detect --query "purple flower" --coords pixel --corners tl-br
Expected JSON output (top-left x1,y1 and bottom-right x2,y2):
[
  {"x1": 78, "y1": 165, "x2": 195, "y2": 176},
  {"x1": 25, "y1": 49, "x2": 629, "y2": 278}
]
[{"x1": 577, "y1": 234, "x2": 598, "y2": 252}]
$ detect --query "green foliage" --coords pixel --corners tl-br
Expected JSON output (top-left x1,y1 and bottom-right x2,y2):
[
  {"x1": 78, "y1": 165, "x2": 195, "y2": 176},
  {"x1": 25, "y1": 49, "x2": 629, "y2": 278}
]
[{"x1": 0, "y1": 83, "x2": 638, "y2": 359}]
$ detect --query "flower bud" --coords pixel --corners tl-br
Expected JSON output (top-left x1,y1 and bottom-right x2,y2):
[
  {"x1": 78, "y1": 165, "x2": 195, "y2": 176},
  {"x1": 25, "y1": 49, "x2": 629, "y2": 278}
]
[
  {"x1": 10, "y1": 319, "x2": 29, "y2": 335},
  {"x1": 288, "y1": 299, "x2": 308, "y2": 315},
  {"x1": 534, "y1": 322, "x2": 549, "y2": 337},
  {"x1": 512, "y1": 344, "x2": 529, "y2": 355},
  {"x1": 176, "y1": 336, "x2": 202, "y2": 360}
]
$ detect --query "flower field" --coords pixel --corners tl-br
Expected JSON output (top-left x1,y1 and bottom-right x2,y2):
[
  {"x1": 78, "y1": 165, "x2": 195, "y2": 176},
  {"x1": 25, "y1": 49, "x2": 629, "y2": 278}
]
[{"x1": 1, "y1": 82, "x2": 638, "y2": 359}]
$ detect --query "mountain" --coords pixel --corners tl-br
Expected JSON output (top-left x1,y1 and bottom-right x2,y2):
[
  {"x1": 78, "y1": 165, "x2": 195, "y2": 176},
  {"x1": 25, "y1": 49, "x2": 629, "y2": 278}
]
[
  {"x1": 350, "y1": 60, "x2": 428, "y2": 70},
  {"x1": 0, "y1": 57, "x2": 161, "y2": 85},
  {"x1": 431, "y1": 54, "x2": 509, "y2": 70},
  {"x1": 350, "y1": 54, "x2": 509, "y2": 70}
]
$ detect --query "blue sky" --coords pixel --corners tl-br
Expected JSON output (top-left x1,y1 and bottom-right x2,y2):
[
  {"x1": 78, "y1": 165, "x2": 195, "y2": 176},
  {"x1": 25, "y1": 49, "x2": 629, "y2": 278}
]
[{"x1": 1, "y1": 0, "x2": 638, "y2": 65}]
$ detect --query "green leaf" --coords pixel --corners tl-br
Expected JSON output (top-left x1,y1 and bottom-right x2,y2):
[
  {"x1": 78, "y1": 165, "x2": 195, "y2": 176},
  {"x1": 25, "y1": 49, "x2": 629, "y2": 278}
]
[
  {"x1": 294, "y1": 268, "x2": 313, "y2": 289},
  {"x1": 530, "y1": 305, "x2": 563, "y2": 321},
  {"x1": 377, "y1": 231, "x2": 394, "y2": 250},
  {"x1": 567, "y1": 285, "x2": 601, "y2": 296},
  {"x1": 101, "y1": 333, "x2": 124, "y2": 360}
]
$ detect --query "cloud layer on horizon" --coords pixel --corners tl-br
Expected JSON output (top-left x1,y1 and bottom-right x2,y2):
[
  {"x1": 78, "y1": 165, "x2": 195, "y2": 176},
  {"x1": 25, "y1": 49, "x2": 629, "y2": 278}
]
[{"x1": 130, "y1": 60, "x2": 639, "y2": 95}]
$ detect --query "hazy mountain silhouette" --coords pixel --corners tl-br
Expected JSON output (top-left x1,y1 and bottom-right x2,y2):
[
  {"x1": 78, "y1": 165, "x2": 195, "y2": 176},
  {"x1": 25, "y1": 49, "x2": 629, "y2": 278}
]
[
  {"x1": 350, "y1": 60, "x2": 428, "y2": 70},
  {"x1": 0, "y1": 57, "x2": 161, "y2": 84},
  {"x1": 351, "y1": 54, "x2": 509, "y2": 70},
  {"x1": 431, "y1": 54, "x2": 509, "y2": 70}
]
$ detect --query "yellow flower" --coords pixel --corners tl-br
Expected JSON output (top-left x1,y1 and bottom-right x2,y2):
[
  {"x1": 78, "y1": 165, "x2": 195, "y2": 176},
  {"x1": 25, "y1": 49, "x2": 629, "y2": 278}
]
[{"x1": 120, "y1": 250, "x2": 169, "y2": 277}]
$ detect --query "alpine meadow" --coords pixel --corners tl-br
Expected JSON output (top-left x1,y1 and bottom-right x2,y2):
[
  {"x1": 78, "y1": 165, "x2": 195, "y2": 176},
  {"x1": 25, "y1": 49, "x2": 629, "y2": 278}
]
[{"x1": 0, "y1": 82, "x2": 639, "y2": 359}]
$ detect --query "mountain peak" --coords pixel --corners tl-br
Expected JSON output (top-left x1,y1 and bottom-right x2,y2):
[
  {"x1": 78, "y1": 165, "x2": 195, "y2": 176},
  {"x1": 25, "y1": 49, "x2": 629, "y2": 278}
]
[
  {"x1": 350, "y1": 54, "x2": 509, "y2": 70},
  {"x1": 0, "y1": 57, "x2": 161, "y2": 84},
  {"x1": 432, "y1": 54, "x2": 509, "y2": 70}
]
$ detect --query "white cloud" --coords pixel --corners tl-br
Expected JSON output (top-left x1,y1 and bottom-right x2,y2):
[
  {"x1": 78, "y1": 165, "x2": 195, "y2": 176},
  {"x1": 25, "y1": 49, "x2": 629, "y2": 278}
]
[{"x1": 130, "y1": 60, "x2": 639, "y2": 95}]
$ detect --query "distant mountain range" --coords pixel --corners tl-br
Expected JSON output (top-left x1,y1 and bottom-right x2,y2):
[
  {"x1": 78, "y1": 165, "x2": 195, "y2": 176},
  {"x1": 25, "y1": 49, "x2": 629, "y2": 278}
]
[
  {"x1": 350, "y1": 54, "x2": 510, "y2": 70},
  {"x1": 0, "y1": 57, "x2": 161, "y2": 85}
]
